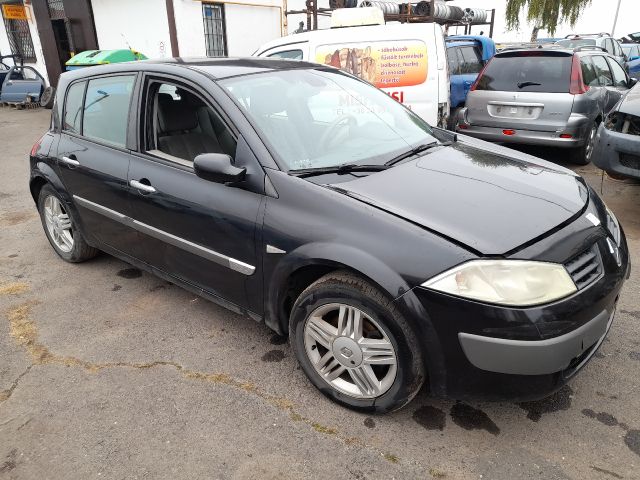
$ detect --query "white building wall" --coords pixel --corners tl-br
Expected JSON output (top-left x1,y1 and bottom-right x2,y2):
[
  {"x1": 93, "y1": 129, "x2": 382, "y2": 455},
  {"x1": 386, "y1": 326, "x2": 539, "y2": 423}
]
[
  {"x1": 90, "y1": 0, "x2": 283, "y2": 59},
  {"x1": 224, "y1": 3, "x2": 282, "y2": 56},
  {"x1": 0, "y1": 3, "x2": 49, "y2": 84},
  {"x1": 91, "y1": 0, "x2": 172, "y2": 59}
]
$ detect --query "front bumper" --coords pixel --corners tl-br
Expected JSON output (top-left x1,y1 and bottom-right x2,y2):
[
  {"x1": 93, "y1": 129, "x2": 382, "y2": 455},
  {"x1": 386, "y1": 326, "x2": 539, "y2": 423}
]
[
  {"x1": 458, "y1": 308, "x2": 613, "y2": 375},
  {"x1": 408, "y1": 233, "x2": 629, "y2": 401},
  {"x1": 592, "y1": 123, "x2": 640, "y2": 180}
]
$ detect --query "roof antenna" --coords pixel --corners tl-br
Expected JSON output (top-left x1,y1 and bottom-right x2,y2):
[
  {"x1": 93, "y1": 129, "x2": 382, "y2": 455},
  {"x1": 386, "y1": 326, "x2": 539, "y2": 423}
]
[{"x1": 121, "y1": 33, "x2": 133, "y2": 51}]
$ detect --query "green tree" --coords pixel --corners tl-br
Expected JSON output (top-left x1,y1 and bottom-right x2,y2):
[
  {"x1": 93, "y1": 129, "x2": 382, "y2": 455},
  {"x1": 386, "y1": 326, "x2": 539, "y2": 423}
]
[{"x1": 505, "y1": 0, "x2": 593, "y2": 36}]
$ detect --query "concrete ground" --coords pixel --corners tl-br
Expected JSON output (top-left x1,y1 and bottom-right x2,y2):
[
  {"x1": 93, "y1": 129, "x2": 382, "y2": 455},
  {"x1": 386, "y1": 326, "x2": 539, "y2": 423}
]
[{"x1": 0, "y1": 107, "x2": 639, "y2": 480}]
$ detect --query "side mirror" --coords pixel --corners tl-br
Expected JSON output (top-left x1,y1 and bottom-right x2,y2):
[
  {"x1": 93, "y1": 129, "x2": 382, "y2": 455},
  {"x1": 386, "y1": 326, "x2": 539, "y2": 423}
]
[
  {"x1": 194, "y1": 153, "x2": 246, "y2": 184},
  {"x1": 628, "y1": 78, "x2": 638, "y2": 88}
]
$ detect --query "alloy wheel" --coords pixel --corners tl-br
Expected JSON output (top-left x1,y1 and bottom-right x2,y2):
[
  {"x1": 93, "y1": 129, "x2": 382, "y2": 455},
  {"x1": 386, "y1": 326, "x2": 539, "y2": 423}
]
[
  {"x1": 303, "y1": 303, "x2": 397, "y2": 399},
  {"x1": 585, "y1": 124, "x2": 597, "y2": 162},
  {"x1": 43, "y1": 195, "x2": 74, "y2": 253}
]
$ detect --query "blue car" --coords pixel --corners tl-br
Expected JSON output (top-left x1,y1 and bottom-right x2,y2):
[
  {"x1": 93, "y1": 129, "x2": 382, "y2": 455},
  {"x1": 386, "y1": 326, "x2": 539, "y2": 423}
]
[
  {"x1": 445, "y1": 35, "x2": 496, "y2": 129},
  {"x1": 622, "y1": 44, "x2": 640, "y2": 79}
]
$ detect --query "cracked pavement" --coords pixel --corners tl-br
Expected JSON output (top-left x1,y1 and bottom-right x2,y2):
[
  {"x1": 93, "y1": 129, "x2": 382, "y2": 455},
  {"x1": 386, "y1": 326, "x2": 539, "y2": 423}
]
[{"x1": 1, "y1": 108, "x2": 639, "y2": 479}]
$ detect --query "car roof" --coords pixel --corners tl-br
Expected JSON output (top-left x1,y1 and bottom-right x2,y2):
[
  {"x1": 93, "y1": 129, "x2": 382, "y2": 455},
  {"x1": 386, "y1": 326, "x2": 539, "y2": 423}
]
[
  {"x1": 58, "y1": 57, "x2": 320, "y2": 83},
  {"x1": 446, "y1": 40, "x2": 476, "y2": 47}
]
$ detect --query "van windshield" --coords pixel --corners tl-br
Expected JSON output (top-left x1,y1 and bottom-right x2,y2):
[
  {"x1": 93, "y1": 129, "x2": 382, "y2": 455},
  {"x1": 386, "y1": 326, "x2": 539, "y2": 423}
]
[
  {"x1": 220, "y1": 68, "x2": 436, "y2": 171},
  {"x1": 475, "y1": 54, "x2": 572, "y2": 93}
]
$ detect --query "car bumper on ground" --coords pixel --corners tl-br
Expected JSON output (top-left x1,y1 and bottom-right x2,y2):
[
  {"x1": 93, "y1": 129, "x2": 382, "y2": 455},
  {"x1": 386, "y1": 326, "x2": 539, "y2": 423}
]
[
  {"x1": 407, "y1": 235, "x2": 630, "y2": 402},
  {"x1": 592, "y1": 123, "x2": 640, "y2": 180},
  {"x1": 456, "y1": 109, "x2": 590, "y2": 148}
]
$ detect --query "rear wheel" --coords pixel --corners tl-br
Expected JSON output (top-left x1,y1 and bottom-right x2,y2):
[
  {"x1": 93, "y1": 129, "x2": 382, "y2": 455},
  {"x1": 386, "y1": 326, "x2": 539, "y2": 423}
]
[
  {"x1": 37, "y1": 184, "x2": 98, "y2": 263},
  {"x1": 569, "y1": 122, "x2": 598, "y2": 165},
  {"x1": 289, "y1": 271, "x2": 424, "y2": 413},
  {"x1": 40, "y1": 86, "x2": 55, "y2": 109}
]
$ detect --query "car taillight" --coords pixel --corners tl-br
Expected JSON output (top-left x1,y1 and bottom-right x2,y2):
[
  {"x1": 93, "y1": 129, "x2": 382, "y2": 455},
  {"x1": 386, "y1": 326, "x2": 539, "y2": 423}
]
[
  {"x1": 470, "y1": 58, "x2": 492, "y2": 92},
  {"x1": 30, "y1": 135, "x2": 45, "y2": 157},
  {"x1": 569, "y1": 55, "x2": 589, "y2": 95}
]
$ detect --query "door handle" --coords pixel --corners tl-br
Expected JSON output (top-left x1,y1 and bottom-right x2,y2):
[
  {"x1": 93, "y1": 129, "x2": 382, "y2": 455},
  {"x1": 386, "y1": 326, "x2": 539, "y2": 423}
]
[
  {"x1": 59, "y1": 155, "x2": 80, "y2": 167},
  {"x1": 130, "y1": 179, "x2": 157, "y2": 194},
  {"x1": 6, "y1": 81, "x2": 12, "y2": 86}
]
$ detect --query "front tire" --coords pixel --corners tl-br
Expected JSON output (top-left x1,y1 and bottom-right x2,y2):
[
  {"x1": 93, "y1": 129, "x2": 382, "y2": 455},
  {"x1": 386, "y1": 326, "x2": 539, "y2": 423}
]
[
  {"x1": 37, "y1": 184, "x2": 98, "y2": 263},
  {"x1": 289, "y1": 271, "x2": 424, "y2": 413}
]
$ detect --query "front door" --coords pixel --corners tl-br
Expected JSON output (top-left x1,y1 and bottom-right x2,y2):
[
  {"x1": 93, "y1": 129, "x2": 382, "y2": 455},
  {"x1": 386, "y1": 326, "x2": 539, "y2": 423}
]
[
  {"x1": 56, "y1": 74, "x2": 139, "y2": 254},
  {"x1": 127, "y1": 78, "x2": 263, "y2": 311}
]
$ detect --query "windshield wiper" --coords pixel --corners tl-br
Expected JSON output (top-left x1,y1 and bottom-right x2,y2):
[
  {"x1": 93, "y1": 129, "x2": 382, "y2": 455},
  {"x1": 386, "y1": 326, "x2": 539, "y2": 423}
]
[
  {"x1": 517, "y1": 81, "x2": 542, "y2": 89},
  {"x1": 289, "y1": 163, "x2": 390, "y2": 178},
  {"x1": 384, "y1": 141, "x2": 450, "y2": 166}
]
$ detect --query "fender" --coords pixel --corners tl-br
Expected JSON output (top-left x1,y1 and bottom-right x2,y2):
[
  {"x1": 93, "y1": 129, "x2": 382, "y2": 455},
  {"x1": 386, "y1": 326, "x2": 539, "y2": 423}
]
[
  {"x1": 264, "y1": 241, "x2": 447, "y2": 394},
  {"x1": 29, "y1": 162, "x2": 96, "y2": 247}
]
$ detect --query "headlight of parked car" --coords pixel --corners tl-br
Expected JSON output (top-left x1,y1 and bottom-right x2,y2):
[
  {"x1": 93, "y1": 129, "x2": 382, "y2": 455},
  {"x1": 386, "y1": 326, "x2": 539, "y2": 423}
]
[
  {"x1": 421, "y1": 260, "x2": 577, "y2": 306},
  {"x1": 604, "y1": 111, "x2": 640, "y2": 135}
]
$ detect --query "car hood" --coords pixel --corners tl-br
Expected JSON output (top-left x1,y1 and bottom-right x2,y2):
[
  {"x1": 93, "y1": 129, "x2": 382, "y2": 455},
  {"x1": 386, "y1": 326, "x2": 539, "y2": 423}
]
[
  {"x1": 618, "y1": 83, "x2": 640, "y2": 115},
  {"x1": 328, "y1": 140, "x2": 589, "y2": 255}
]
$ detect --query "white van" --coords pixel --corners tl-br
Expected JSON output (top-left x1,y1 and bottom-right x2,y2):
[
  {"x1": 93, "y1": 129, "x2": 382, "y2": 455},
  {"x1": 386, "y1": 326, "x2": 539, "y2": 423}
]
[{"x1": 254, "y1": 17, "x2": 450, "y2": 127}]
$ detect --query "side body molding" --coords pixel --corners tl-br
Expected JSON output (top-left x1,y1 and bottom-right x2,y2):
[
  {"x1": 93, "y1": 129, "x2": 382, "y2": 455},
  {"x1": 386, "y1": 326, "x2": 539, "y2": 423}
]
[{"x1": 73, "y1": 195, "x2": 255, "y2": 275}]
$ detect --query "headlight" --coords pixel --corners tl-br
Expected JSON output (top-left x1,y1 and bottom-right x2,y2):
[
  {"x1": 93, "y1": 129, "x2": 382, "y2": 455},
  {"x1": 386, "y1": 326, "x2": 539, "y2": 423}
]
[
  {"x1": 605, "y1": 206, "x2": 621, "y2": 245},
  {"x1": 421, "y1": 260, "x2": 577, "y2": 306}
]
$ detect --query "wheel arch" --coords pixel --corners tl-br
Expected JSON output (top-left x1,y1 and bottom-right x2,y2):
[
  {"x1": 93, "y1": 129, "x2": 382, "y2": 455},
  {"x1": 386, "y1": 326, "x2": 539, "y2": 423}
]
[{"x1": 264, "y1": 242, "x2": 414, "y2": 336}]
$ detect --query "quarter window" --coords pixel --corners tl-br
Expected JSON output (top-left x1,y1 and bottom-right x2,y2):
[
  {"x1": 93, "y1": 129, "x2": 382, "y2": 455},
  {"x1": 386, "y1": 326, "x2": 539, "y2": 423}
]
[
  {"x1": 82, "y1": 75, "x2": 135, "y2": 148},
  {"x1": 268, "y1": 49, "x2": 303, "y2": 60},
  {"x1": 63, "y1": 81, "x2": 85, "y2": 134},
  {"x1": 592, "y1": 56, "x2": 613, "y2": 86},
  {"x1": 607, "y1": 57, "x2": 628, "y2": 87}
]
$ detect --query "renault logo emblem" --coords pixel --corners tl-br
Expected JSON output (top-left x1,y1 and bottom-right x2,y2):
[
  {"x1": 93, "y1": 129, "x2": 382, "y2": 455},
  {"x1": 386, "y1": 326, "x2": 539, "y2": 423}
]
[{"x1": 340, "y1": 347, "x2": 353, "y2": 358}]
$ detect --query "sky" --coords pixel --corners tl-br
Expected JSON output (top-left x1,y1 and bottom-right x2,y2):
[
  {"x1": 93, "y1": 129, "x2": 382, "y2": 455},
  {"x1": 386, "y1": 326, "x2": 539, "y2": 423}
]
[
  {"x1": 286, "y1": 0, "x2": 639, "y2": 41},
  {"x1": 446, "y1": 0, "x2": 638, "y2": 41}
]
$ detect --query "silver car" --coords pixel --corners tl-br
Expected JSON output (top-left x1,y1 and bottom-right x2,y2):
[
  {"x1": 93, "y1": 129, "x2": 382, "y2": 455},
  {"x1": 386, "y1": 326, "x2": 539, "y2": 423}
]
[
  {"x1": 457, "y1": 47, "x2": 635, "y2": 164},
  {"x1": 556, "y1": 34, "x2": 627, "y2": 68}
]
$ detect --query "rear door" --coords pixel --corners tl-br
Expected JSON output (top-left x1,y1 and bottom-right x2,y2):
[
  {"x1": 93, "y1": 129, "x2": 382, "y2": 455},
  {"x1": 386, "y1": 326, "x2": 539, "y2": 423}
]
[
  {"x1": 592, "y1": 55, "x2": 628, "y2": 113},
  {"x1": 465, "y1": 51, "x2": 575, "y2": 131},
  {"x1": 56, "y1": 73, "x2": 139, "y2": 254}
]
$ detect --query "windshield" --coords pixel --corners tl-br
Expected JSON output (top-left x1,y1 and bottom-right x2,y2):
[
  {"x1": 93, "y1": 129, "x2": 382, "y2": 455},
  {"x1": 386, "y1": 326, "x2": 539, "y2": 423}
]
[
  {"x1": 220, "y1": 69, "x2": 435, "y2": 171},
  {"x1": 556, "y1": 39, "x2": 596, "y2": 48}
]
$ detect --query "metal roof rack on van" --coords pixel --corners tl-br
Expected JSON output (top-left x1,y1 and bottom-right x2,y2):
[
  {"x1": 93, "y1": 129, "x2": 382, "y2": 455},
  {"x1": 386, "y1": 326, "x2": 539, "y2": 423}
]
[
  {"x1": 565, "y1": 33, "x2": 611, "y2": 38},
  {"x1": 573, "y1": 45, "x2": 607, "y2": 53}
]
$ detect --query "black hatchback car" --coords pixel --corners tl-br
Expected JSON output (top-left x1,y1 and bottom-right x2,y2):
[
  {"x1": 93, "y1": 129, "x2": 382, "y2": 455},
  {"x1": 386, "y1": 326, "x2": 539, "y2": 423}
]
[{"x1": 29, "y1": 58, "x2": 629, "y2": 412}]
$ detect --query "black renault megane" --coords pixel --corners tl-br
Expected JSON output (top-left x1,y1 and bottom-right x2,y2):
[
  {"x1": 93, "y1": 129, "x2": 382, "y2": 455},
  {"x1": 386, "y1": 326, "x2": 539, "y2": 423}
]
[{"x1": 29, "y1": 58, "x2": 629, "y2": 412}]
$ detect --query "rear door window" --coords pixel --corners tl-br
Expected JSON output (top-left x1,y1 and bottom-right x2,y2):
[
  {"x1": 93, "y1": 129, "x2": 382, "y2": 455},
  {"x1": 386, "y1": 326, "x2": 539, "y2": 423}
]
[
  {"x1": 592, "y1": 56, "x2": 614, "y2": 86},
  {"x1": 63, "y1": 81, "x2": 86, "y2": 134},
  {"x1": 475, "y1": 54, "x2": 572, "y2": 93},
  {"x1": 607, "y1": 57, "x2": 628, "y2": 87},
  {"x1": 460, "y1": 46, "x2": 483, "y2": 74},
  {"x1": 581, "y1": 57, "x2": 598, "y2": 87},
  {"x1": 82, "y1": 75, "x2": 135, "y2": 148}
]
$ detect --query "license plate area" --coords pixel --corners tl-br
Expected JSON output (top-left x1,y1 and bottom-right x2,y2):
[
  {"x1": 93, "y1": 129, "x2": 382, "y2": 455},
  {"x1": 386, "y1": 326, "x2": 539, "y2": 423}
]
[{"x1": 487, "y1": 102, "x2": 543, "y2": 120}]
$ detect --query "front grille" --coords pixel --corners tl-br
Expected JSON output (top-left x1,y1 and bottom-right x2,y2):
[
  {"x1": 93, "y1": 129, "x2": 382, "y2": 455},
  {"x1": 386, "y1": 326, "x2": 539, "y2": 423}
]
[
  {"x1": 564, "y1": 244, "x2": 603, "y2": 290},
  {"x1": 619, "y1": 153, "x2": 640, "y2": 170}
]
